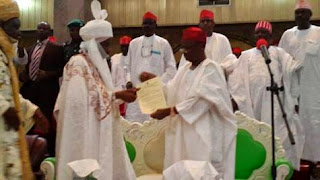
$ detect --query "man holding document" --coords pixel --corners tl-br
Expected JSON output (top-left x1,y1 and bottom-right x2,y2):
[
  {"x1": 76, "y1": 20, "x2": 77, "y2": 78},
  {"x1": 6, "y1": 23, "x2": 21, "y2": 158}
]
[{"x1": 140, "y1": 27, "x2": 237, "y2": 180}]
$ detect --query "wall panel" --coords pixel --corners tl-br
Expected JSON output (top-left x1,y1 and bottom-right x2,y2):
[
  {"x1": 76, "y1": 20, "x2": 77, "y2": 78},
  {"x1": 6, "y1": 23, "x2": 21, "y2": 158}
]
[
  {"x1": 19, "y1": 0, "x2": 54, "y2": 30},
  {"x1": 102, "y1": 0, "x2": 320, "y2": 27}
]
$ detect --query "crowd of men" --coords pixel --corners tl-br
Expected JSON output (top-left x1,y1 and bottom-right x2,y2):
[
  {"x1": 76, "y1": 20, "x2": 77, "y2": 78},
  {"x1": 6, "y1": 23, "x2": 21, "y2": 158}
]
[{"x1": 1, "y1": 0, "x2": 320, "y2": 179}]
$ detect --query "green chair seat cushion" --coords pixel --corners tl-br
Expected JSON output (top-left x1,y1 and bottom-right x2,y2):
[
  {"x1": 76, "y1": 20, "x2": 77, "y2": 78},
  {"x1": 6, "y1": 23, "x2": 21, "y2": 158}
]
[{"x1": 235, "y1": 129, "x2": 267, "y2": 179}]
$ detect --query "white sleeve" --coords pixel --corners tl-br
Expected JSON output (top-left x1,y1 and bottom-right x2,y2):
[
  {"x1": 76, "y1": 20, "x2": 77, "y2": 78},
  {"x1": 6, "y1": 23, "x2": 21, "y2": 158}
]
[
  {"x1": 279, "y1": 48, "x2": 302, "y2": 105},
  {"x1": 160, "y1": 41, "x2": 177, "y2": 83},
  {"x1": 112, "y1": 60, "x2": 126, "y2": 90},
  {"x1": 13, "y1": 48, "x2": 28, "y2": 65},
  {"x1": 228, "y1": 53, "x2": 254, "y2": 117},
  {"x1": 279, "y1": 31, "x2": 289, "y2": 50},
  {"x1": 221, "y1": 36, "x2": 232, "y2": 59},
  {"x1": 178, "y1": 55, "x2": 187, "y2": 70},
  {"x1": 220, "y1": 54, "x2": 238, "y2": 77},
  {"x1": 124, "y1": 44, "x2": 133, "y2": 83},
  {"x1": 176, "y1": 65, "x2": 233, "y2": 125}
]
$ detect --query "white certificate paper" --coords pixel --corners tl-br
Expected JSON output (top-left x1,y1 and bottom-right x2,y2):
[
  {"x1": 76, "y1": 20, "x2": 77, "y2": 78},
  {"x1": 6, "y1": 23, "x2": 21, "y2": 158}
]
[{"x1": 137, "y1": 77, "x2": 167, "y2": 114}]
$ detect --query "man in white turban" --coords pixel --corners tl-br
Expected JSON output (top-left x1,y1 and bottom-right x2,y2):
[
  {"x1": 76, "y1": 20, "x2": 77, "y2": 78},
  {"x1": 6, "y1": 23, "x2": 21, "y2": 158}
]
[{"x1": 55, "y1": 1, "x2": 137, "y2": 179}]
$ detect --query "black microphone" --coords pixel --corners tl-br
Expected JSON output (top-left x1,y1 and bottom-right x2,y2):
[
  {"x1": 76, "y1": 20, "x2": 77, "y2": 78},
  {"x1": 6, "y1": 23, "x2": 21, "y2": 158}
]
[{"x1": 257, "y1": 39, "x2": 271, "y2": 64}]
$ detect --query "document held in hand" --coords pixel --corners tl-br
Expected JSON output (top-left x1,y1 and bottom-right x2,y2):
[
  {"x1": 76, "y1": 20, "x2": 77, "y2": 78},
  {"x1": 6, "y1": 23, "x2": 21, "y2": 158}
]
[{"x1": 137, "y1": 77, "x2": 167, "y2": 114}]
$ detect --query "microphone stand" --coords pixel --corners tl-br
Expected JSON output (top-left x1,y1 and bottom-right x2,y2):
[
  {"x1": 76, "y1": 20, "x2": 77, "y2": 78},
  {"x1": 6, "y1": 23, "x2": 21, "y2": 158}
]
[{"x1": 264, "y1": 57, "x2": 296, "y2": 180}]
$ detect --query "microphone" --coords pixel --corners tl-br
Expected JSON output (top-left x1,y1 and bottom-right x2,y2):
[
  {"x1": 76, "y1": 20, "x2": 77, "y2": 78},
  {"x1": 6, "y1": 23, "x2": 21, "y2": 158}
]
[{"x1": 256, "y1": 38, "x2": 271, "y2": 64}]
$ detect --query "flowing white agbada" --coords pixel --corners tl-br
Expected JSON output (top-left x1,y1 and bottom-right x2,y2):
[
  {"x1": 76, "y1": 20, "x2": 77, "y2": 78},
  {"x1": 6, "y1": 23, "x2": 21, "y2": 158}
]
[
  {"x1": 164, "y1": 59, "x2": 237, "y2": 180},
  {"x1": 125, "y1": 34, "x2": 177, "y2": 122},
  {"x1": 279, "y1": 25, "x2": 320, "y2": 162},
  {"x1": 228, "y1": 46, "x2": 305, "y2": 169},
  {"x1": 179, "y1": 33, "x2": 236, "y2": 75},
  {"x1": 55, "y1": 42, "x2": 136, "y2": 180},
  {"x1": 111, "y1": 53, "x2": 126, "y2": 90}
]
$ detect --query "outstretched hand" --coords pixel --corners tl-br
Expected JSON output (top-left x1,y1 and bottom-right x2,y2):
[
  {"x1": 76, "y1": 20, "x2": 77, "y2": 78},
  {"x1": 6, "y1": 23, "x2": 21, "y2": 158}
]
[
  {"x1": 151, "y1": 108, "x2": 171, "y2": 120},
  {"x1": 140, "y1": 72, "x2": 156, "y2": 82},
  {"x1": 115, "y1": 88, "x2": 139, "y2": 103}
]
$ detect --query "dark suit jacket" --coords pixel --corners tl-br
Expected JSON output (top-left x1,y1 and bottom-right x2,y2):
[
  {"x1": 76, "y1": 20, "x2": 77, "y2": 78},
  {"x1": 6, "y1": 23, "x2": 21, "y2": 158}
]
[{"x1": 20, "y1": 41, "x2": 65, "y2": 117}]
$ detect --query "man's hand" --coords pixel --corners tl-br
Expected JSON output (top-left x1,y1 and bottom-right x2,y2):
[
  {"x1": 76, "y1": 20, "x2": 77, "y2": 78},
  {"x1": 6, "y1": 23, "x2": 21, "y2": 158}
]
[
  {"x1": 115, "y1": 88, "x2": 139, "y2": 103},
  {"x1": 19, "y1": 72, "x2": 30, "y2": 82},
  {"x1": 32, "y1": 109, "x2": 49, "y2": 134},
  {"x1": 151, "y1": 108, "x2": 171, "y2": 120},
  {"x1": 3, "y1": 107, "x2": 20, "y2": 131},
  {"x1": 126, "y1": 81, "x2": 133, "y2": 89},
  {"x1": 36, "y1": 70, "x2": 48, "y2": 81},
  {"x1": 140, "y1": 72, "x2": 156, "y2": 82}
]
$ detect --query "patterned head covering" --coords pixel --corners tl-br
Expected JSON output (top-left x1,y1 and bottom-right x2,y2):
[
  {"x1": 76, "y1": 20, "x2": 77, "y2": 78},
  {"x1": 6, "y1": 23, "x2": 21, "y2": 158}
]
[
  {"x1": 255, "y1": 21, "x2": 272, "y2": 34},
  {"x1": 0, "y1": 0, "x2": 19, "y2": 22}
]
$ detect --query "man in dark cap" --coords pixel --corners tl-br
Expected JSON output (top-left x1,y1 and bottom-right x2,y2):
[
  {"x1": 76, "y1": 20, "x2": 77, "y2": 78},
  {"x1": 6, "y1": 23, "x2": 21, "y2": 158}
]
[{"x1": 63, "y1": 19, "x2": 84, "y2": 63}]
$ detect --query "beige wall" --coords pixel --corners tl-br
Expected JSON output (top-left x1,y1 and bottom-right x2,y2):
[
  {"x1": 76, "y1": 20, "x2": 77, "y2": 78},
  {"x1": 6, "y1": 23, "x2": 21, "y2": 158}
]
[
  {"x1": 19, "y1": 0, "x2": 54, "y2": 30},
  {"x1": 102, "y1": 0, "x2": 320, "y2": 27},
  {"x1": 18, "y1": 0, "x2": 320, "y2": 30}
]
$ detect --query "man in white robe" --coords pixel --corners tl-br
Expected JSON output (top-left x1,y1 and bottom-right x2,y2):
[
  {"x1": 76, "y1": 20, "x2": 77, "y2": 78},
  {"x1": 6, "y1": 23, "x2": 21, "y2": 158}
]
[
  {"x1": 178, "y1": 10, "x2": 237, "y2": 77},
  {"x1": 279, "y1": 1, "x2": 320, "y2": 173},
  {"x1": 142, "y1": 27, "x2": 237, "y2": 180},
  {"x1": 111, "y1": 36, "x2": 131, "y2": 90},
  {"x1": 124, "y1": 11, "x2": 177, "y2": 123},
  {"x1": 55, "y1": 1, "x2": 136, "y2": 179},
  {"x1": 229, "y1": 21, "x2": 305, "y2": 170}
]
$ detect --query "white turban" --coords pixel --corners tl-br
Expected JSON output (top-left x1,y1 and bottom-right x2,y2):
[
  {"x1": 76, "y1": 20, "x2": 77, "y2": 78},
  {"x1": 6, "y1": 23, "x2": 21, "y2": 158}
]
[
  {"x1": 80, "y1": 0, "x2": 113, "y2": 42},
  {"x1": 79, "y1": 0, "x2": 114, "y2": 91}
]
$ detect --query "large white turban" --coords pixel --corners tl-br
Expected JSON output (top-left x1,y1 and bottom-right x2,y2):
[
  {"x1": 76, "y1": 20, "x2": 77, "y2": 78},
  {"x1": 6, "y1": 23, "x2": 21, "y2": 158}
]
[
  {"x1": 79, "y1": 0, "x2": 114, "y2": 91},
  {"x1": 80, "y1": 0, "x2": 113, "y2": 42}
]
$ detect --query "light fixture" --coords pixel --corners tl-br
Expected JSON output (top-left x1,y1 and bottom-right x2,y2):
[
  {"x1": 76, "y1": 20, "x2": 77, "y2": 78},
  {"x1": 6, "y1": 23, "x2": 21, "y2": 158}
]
[{"x1": 16, "y1": 0, "x2": 32, "y2": 9}]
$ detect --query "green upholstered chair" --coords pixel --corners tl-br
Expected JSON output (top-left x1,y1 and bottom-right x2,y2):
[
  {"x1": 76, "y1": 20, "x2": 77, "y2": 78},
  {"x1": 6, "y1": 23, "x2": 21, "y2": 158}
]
[
  {"x1": 40, "y1": 112, "x2": 293, "y2": 180},
  {"x1": 234, "y1": 111, "x2": 293, "y2": 180}
]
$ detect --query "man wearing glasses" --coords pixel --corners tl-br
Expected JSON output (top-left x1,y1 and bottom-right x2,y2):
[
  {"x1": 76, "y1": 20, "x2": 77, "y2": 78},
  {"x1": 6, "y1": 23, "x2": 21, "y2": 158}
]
[{"x1": 124, "y1": 11, "x2": 177, "y2": 123}]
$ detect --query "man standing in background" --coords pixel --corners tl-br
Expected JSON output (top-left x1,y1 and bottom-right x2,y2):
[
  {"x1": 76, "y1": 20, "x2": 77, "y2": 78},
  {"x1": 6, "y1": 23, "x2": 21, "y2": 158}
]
[
  {"x1": 63, "y1": 19, "x2": 84, "y2": 63},
  {"x1": 179, "y1": 10, "x2": 236, "y2": 76},
  {"x1": 20, "y1": 21, "x2": 65, "y2": 156},
  {"x1": 125, "y1": 12, "x2": 176, "y2": 123},
  {"x1": 229, "y1": 21, "x2": 305, "y2": 170},
  {"x1": 111, "y1": 35, "x2": 131, "y2": 90},
  {"x1": 279, "y1": 0, "x2": 320, "y2": 177}
]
